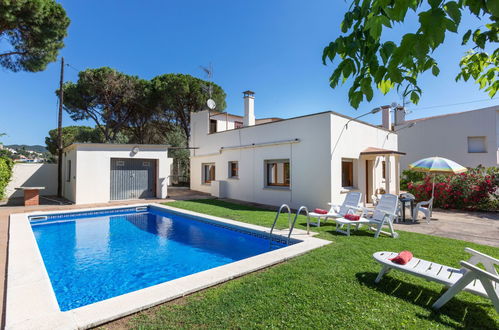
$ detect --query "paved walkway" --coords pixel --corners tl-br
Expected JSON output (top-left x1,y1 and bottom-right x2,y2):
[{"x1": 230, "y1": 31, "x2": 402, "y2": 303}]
[{"x1": 394, "y1": 209, "x2": 499, "y2": 247}]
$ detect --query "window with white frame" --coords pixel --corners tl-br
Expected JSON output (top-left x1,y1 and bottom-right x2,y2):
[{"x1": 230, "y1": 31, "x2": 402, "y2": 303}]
[
  {"x1": 265, "y1": 160, "x2": 290, "y2": 187},
  {"x1": 228, "y1": 161, "x2": 238, "y2": 178},
  {"x1": 202, "y1": 163, "x2": 216, "y2": 184},
  {"x1": 467, "y1": 136, "x2": 487, "y2": 153}
]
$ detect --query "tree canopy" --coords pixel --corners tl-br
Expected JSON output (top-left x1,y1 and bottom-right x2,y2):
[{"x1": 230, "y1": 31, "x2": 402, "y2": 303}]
[
  {"x1": 60, "y1": 69, "x2": 227, "y2": 148},
  {"x1": 151, "y1": 73, "x2": 227, "y2": 145},
  {"x1": 45, "y1": 126, "x2": 104, "y2": 155},
  {"x1": 62, "y1": 67, "x2": 147, "y2": 142},
  {"x1": 0, "y1": 0, "x2": 70, "y2": 72},
  {"x1": 323, "y1": 0, "x2": 498, "y2": 108}
]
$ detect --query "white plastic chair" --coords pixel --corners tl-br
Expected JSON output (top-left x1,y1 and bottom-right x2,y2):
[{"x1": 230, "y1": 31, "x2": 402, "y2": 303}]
[
  {"x1": 309, "y1": 192, "x2": 362, "y2": 227},
  {"x1": 373, "y1": 248, "x2": 499, "y2": 313},
  {"x1": 335, "y1": 193, "x2": 399, "y2": 238},
  {"x1": 413, "y1": 197, "x2": 434, "y2": 224}
]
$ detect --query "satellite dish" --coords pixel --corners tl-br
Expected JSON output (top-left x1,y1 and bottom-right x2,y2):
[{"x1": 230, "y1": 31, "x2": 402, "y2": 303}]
[{"x1": 207, "y1": 99, "x2": 216, "y2": 110}]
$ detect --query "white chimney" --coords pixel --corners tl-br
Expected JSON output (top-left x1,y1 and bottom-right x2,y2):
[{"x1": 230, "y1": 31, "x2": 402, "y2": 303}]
[
  {"x1": 394, "y1": 105, "x2": 406, "y2": 126},
  {"x1": 243, "y1": 90, "x2": 255, "y2": 126},
  {"x1": 381, "y1": 105, "x2": 392, "y2": 130}
]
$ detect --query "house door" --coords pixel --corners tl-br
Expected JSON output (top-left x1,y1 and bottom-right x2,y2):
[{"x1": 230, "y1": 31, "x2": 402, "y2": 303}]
[
  {"x1": 110, "y1": 158, "x2": 156, "y2": 200},
  {"x1": 365, "y1": 160, "x2": 374, "y2": 203}
]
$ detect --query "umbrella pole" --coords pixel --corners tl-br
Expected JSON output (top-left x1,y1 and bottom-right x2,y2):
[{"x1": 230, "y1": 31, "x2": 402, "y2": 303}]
[{"x1": 431, "y1": 174, "x2": 435, "y2": 200}]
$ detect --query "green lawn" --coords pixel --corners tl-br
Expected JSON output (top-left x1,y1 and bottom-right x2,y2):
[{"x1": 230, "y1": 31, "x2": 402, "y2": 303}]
[{"x1": 126, "y1": 199, "x2": 498, "y2": 329}]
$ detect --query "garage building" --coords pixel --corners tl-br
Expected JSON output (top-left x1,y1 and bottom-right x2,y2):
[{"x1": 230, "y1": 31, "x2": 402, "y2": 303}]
[{"x1": 62, "y1": 143, "x2": 172, "y2": 204}]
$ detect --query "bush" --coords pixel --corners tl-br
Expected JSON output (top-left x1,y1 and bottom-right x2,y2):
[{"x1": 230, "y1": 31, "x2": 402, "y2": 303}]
[
  {"x1": 0, "y1": 156, "x2": 14, "y2": 200},
  {"x1": 400, "y1": 169, "x2": 425, "y2": 190},
  {"x1": 405, "y1": 167, "x2": 499, "y2": 211}
]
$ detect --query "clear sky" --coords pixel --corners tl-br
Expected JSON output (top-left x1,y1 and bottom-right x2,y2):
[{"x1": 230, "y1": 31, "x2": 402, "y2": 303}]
[{"x1": 1, "y1": 0, "x2": 497, "y2": 146}]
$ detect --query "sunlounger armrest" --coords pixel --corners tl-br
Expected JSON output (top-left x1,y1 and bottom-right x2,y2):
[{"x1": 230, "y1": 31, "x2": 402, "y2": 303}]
[
  {"x1": 460, "y1": 261, "x2": 499, "y2": 283},
  {"x1": 464, "y1": 248, "x2": 499, "y2": 266}
]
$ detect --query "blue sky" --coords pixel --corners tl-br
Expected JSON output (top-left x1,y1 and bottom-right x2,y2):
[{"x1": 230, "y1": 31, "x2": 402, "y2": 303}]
[{"x1": 0, "y1": 0, "x2": 497, "y2": 146}]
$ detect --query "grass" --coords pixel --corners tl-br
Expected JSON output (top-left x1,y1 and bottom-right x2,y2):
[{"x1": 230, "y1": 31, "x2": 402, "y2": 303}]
[{"x1": 120, "y1": 199, "x2": 498, "y2": 329}]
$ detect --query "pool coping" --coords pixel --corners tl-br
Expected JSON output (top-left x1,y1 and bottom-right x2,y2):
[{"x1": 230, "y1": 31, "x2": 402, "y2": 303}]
[{"x1": 6, "y1": 203, "x2": 331, "y2": 330}]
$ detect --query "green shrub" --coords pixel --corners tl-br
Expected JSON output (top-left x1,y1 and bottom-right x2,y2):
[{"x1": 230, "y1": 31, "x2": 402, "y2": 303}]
[
  {"x1": 0, "y1": 156, "x2": 14, "y2": 200},
  {"x1": 400, "y1": 168, "x2": 425, "y2": 190}
]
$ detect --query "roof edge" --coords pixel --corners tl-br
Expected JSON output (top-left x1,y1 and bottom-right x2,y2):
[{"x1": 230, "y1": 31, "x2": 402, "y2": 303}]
[{"x1": 63, "y1": 143, "x2": 171, "y2": 152}]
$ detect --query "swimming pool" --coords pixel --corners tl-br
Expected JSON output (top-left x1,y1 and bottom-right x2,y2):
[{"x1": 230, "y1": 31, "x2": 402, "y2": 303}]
[
  {"x1": 8, "y1": 204, "x2": 330, "y2": 329},
  {"x1": 31, "y1": 206, "x2": 288, "y2": 311}
]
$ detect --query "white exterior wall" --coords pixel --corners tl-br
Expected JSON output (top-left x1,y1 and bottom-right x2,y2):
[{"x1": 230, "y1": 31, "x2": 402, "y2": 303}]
[
  {"x1": 398, "y1": 106, "x2": 499, "y2": 170},
  {"x1": 210, "y1": 114, "x2": 239, "y2": 132},
  {"x1": 63, "y1": 144, "x2": 172, "y2": 204},
  {"x1": 191, "y1": 110, "x2": 400, "y2": 209},
  {"x1": 191, "y1": 111, "x2": 332, "y2": 209},
  {"x1": 5, "y1": 163, "x2": 57, "y2": 198},
  {"x1": 329, "y1": 114, "x2": 399, "y2": 203},
  {"x1": 209, "y1": 113, "x2": 278, "y2": 133}
]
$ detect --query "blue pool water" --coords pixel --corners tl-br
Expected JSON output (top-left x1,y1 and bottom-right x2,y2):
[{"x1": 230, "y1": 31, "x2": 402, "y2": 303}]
[{"x1": 31, "y1": 207, "x2": 286, "y2": 311}]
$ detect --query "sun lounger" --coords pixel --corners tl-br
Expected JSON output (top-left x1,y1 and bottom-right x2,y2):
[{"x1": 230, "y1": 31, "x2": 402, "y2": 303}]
[
  {"x1": 335, "y1": 193, "x2": 399, "y2": 238},
  {"x1": 373, "y1": 248, "x2": 499, "y2": 313},
  {"x1": 308, "y1": 192, "x2": 361, "y2": 227}
]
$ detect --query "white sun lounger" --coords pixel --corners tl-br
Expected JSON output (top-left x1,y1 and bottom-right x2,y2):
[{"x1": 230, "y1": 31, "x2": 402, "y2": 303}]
[
  {"x1": 373, "y1": 248, "x2": 499, "y2": 313},
  {"x1": 335, "y1": 193, "x2": 399, "y2": 238},
  {"x1": 308, "y1": 192, "x2": 362, "y2": 227}
]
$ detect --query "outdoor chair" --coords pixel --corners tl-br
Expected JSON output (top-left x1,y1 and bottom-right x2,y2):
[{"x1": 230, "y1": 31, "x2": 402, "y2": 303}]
[
  {"x1": 413, "y1": 197, "x2": 434, "y2": 224},
  {"x1": 308, "y1": 192, "x2": 362, "y2": 227},
  {"x1": 334, "y1": 193, "x2": 399, "y2": 238},
  {"x1": 372, "y1": 248, "x2": 499, "y2": 314}
]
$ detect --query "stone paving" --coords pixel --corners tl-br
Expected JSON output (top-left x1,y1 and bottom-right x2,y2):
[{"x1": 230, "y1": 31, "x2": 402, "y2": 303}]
[{"x1": 394, "y1": 209, "x2": 499, "y2": 247}]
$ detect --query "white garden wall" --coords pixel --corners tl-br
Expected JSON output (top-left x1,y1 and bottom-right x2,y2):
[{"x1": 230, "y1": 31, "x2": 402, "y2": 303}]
[{"x1": 5, "y1": 163, "x2": 57, "y2": 199}]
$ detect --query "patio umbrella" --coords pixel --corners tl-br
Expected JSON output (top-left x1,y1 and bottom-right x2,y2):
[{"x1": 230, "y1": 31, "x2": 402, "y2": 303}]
[{"x1": 408, "y1": 156, "x2": 467, "y2": 200}]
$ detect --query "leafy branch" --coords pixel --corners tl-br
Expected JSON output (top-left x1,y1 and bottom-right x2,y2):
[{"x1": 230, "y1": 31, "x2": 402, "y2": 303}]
[{"x1": 323, "y1": 0, "x2": 498, "y2": 108}]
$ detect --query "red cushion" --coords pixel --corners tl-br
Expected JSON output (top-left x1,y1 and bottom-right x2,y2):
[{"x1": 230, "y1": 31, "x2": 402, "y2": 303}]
[
  {"x1": 344, "y1": 214, "x2": 360, "y2": 221},
  {"x1": 313, "y1": 208, "x2": 328, "y2": 215},
  {"x1": 389, "y1": 251, "x2": 413, "y2": 265}
]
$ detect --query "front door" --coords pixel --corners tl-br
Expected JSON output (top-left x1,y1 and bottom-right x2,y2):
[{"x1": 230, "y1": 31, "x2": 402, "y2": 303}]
[{"x1": 110, "y1": 158, "x2": 156, "y2": 200}]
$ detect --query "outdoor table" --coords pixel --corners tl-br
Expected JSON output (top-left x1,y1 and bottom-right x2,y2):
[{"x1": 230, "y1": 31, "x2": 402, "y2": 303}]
[
  {"x1": 399, "y1": 196, "x2": 415, "y2": 222},
  {"x1": 15, "y1": 187, "x2": 45, "y2": 206}
]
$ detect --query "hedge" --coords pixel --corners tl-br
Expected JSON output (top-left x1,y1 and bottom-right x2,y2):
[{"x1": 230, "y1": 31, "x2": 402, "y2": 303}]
[
  {"x1": 0, "y1": 156, "x2": 14, "y2": 200},
  {"x1": 403, "y1": 166, "x2": 499, "y2": 211}
]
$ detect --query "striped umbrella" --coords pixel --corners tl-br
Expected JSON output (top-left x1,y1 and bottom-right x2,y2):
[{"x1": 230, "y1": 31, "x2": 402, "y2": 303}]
[{"x1": 409, "y1": 156, "x2": 467, "y2": 200}]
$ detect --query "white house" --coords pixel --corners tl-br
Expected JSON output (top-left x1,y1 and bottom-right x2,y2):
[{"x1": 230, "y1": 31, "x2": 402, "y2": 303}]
[
  {"x1": 190, "y1": 91, "x2": 404, "y2": 209},
  {"x1": 396, "y1": 105, "x2": 499, "y2": 170},
  {"x1": 62, "y1": 143, "x2": 172, "y2": 204}
]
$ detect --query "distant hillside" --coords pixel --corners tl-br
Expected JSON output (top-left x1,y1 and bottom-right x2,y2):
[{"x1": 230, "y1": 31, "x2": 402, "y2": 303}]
[{"x1": 5, "y1": 144, "x2": 47, "y2": 153}]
